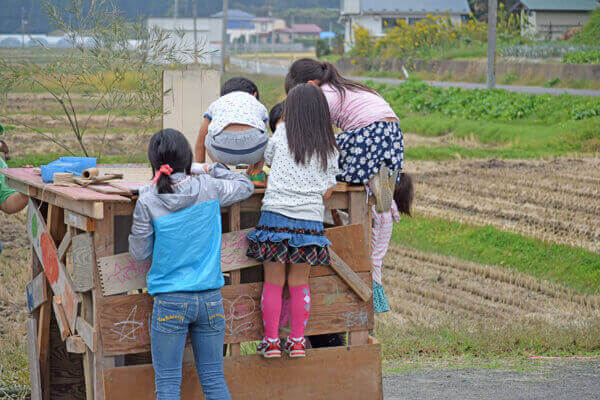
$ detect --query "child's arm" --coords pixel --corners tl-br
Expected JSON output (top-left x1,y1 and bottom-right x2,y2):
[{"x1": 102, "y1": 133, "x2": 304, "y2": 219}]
[
  {"x1": 195, "y1": 116, "x2": 210, "y2": 163},
  {"x1": 128, "y1": 198, "x2": 154, "y2": 261},
  {"x1": 203, "y1": 163, "x2": 254, "y2": 207}
]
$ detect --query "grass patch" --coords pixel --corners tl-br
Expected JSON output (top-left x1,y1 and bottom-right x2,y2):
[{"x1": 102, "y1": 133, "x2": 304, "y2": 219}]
[
  {"x1": 6, "y1": 153, "x2": 149, "y2": 168},
  {"x1": 392, "y1": 215, "x2": 600, "y2": 294},
  {"x1": 376, "y1": 316, "x2": 600, "y2": 361}
]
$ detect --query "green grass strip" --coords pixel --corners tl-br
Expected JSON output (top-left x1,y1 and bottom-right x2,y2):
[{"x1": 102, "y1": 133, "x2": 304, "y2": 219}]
[
  {"x1": 392, "y1": 215, "x2": 600, "y2": 294},
  {"x1": 6, "y1": 153, "x2": 148, "y2": 168}
]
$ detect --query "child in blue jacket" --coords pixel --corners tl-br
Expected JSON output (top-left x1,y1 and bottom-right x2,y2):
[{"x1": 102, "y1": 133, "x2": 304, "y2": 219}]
[{"x1": 129, "y1": 129, "x2": 253, "y2": 400}]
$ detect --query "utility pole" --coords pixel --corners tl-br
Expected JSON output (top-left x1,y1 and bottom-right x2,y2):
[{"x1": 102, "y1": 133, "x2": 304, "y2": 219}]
[
  {"x1": 173, "y1": 0, "x2": 178, "y2": 24},
  {"x1": 271, "y1": 27, "x2": 275, "y2": 54},
  {"x1": 193, "y1": 0, "x2": 198, "y2": 64},
  {"x1": 221, "y1": 0, "x2": 228, "y2": 75},
  {"x1": 486, "y1": 0, "x2": 497, "y2": 89},
  {"x1": 21, "y1": 7, "x2": 26, "y2": 48},
  {"x1": 328, "y1": 20, "x2": 333, "y2": 48}
]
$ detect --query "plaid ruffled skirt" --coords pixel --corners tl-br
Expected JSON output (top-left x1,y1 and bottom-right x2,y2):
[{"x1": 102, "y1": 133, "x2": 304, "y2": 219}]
[{"x1": 246, "y1": 211, "x2": 331, "y2": 266}]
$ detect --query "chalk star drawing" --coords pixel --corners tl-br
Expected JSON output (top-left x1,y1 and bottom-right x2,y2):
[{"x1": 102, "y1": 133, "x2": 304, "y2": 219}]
[{"x1": 110, "y1": 305, "x2": 143, "y2": 342}]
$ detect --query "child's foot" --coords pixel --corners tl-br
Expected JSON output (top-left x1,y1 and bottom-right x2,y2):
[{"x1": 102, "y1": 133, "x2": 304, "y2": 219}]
[
  {"x1": 257, "y1": 337, "x2": 281, "y2": 358},
  {"x1": 249, "y1": 169, "x2": 267, "y2": 188},
  {"x1": 372, "y1": 167, "x2": 398, "y2": 213},
  {"x1": 283, "y1": 336, "x2": 306, "y2": 358}
]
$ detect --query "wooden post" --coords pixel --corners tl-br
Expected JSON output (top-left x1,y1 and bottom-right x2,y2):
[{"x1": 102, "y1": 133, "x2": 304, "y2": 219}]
[
  {"x1": 227, "y1": 203, "x2": 241, "y2": 356},
  {"x1": 347, "y1": 191, "x2": 370, "y2": 346},
  {"x1": 487, "y1": 0, "x2": 497, "y2": 89}
]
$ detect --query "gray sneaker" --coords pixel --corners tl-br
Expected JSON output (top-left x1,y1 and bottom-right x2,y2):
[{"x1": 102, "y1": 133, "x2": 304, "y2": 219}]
[{"x1": 373, "y1": 166, "x2": 395, "y2": 213}]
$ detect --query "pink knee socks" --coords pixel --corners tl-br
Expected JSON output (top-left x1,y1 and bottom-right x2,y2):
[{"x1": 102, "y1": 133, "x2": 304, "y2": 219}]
[
  {"x1": 289, "y1": 285, "x2": 311, "y2": 339},
  {"x1": 261, "y1": 283, "x2": 283, "y2": 340}
]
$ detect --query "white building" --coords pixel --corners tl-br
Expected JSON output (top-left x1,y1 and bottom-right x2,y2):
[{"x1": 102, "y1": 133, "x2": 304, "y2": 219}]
[
  {"x1": 511, "y1": 0, "x2": 599, "y2": 40},
  {"x1": 340, "y1": 0, "x2": 472, "y2": 50}
]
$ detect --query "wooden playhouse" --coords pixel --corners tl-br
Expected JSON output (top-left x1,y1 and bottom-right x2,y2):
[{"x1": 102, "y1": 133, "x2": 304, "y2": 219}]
[{"x1": 2, "y1": 69, "x2": 383, "y2": 399}]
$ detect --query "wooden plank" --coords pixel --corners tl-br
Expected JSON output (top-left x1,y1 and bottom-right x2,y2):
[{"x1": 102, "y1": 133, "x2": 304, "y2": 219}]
[
  {"x1": 76, "y1": 318, "x2": 96, "y2": 352},
  {"x1": 163, "y1": 69, "x2": 220, "y2": 149},
  {"x1": 103, "y1": 343, "x2": 383, "y2": 400},
  {"x1": 28, "y1": 186, "x2": 105, "y2": 219},
  {"x1": 348, "y1": 191, "x2": 370, "y2": 249},
  {"x1": 97, "y1": 272, "x2": 374, "y2": 355},
  {"x1": 64, "y1": 209, "x2": 95, "y2": 232},
  {"x1": 52, "y1": 296, "x2": 71, "y2": 341},
  {"x1": 66, "y1": 336, "x2": 87, "y2": 354},
  {"x1": 37, "y1": 299, "x2": 51, "y2": 398},
  {"x1": 227, "y1": 203, "x2": 242, "y2": 357},
  {"x1": 329, "y1": 249, "x2": 372, "y2": 302},
  {"x1": 0, "y1": 168, "x2": 130, "y2": 202},
  {"x1": 312, "y1": 224, "x2": 371, "y2": 277},
  {"x1": 349, "y1": 330, "x2": 369, "y2": 346},
  {"x1": 56, "y1": 229, "x2": 71, "y2": 262},
  {"x1": 71, "y1": 233, "x2": 96, "y2": 292},
  {"x1": 26, "y1": 272, "x2": 48, "y2": 313},
  {"x1": 96, "y1": 228, "x2": 260, "y2": 296},
  {"x1": 27, "y1": 200, "x2": 79, "y2": 332},
  {"x1": 27, "y1": 318, "x2": 43, "y2": 400}
]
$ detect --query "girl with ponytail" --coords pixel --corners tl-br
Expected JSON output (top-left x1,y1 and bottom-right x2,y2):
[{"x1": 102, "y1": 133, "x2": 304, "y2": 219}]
[
  {"x1": 130, "y1": 129, "x2": 253, "y2": 400},
  {"x1": 286, "y1": 58, "x2": 404, "y2": 214}
]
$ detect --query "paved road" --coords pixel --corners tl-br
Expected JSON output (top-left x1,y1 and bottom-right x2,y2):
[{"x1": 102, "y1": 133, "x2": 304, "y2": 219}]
[
  {"x1": 231, "y1": 57, "x2": 600, "y2": 97},
  {"x1": 383, "y1": 361, "x2": 600, "y2": 399}
]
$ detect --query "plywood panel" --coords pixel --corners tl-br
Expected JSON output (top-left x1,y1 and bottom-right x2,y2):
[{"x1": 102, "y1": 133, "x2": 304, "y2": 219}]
[
  {"x1": 98, "y1": 273, "x2": 374, "y2": 355},
  {"x1": 71, "y1": 233, "x2": 95, "y2": 292},
  {"x1": 26, "y1": 318, "x2": 42, "y2": 400},
  {"x1": 27, "y1": 200, "x2": 79, "y2": 332},
  {"x1": 103, "y1": 343, "x2": 383, "y2": 400},
  {"x1": 26, "y1": 272, "x2": 48, "y2": 313},
  {"x1": 162, "y1": 69, "x2": 220, "y2": 149}
]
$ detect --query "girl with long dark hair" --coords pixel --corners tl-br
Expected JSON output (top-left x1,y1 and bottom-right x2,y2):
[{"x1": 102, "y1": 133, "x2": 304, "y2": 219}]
[
  {"x1": 129, "y1": 129, "x2": 253, "y2": 400},
  {"x1": 285, "y1": 58, "x2": 404, "y2": 213},
  {"x1": 245, "y1": 84, "x2": 339, "y2": 358}
]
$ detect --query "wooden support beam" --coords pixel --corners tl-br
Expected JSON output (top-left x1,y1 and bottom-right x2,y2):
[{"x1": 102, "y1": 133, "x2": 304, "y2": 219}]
[
  {"x1": 37, "y1": 298, "x2": 51, "y2": 398},
  {"x1": 66, "y1": 336, "x2": 87, "y2": 354},
  {"x1": 65, "y1": 209, "x2": 95, "y2": 232},
  {"x1": 103, "y1": 344, "x2": 383, "y2": 400},
  {"x1": 329, "y1": 249, "x2": 372, "y2": 302},
  {"x1": 26, "y1": 318, "x2": 43, "y2": 400},
  {"x1": 27, "y1": 200, "x2": 80, "y2": 333},
  {"x1": 72, "y1": 233, "x2": 96, "y2": 292},
  {"x1": 56, "y1": 229, "x2": 72, "y2": 262},
  {"x1": 27, "y1": 185, "x2": 105, "y2": 219},
  {"x1": 227, "y1": 203, "x2": 242, "y2": 357},
  {"x1": 52, "y1": 296, "x2": 71, "y2": 341},
  {"x1": 76, "y1": 318, "x2": 96, "y2": 352},
  {"x1": 26, "y1": 272, "x2": 48, "y2": 313}
]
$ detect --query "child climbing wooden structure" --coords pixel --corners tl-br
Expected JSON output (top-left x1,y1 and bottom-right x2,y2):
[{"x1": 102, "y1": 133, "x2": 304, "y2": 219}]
[{"x1": 1, "y1": 69, "x2": 383, "y2": 400}]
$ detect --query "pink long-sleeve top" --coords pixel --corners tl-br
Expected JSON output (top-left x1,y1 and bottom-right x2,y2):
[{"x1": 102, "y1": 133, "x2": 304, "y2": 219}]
[{"x1": 320, "y1": 84, "x2": 398, "y2": 132}]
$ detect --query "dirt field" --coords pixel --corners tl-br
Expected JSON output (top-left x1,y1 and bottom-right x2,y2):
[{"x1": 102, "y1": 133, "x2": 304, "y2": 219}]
[{"x1": 407, "y1": 158, "x2": 600, "y2": 253}]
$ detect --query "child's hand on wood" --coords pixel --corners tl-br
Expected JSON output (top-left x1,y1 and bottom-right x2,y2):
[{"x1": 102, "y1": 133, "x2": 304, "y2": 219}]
[
  {"x1": 191, "y1": 162, "x2": 210, "y2": 175},
  {"x1": 323, "y1": 187, "x2": 334, "y2": 200}
]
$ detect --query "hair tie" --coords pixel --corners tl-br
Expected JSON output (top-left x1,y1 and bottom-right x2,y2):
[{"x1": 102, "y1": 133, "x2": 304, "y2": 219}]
[{"x1": 152, "y1": 164, "x2": 174, "y2": 184}]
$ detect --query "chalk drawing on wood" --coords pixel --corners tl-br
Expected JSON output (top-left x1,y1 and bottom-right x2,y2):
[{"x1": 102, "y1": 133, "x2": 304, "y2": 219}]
[
  {"x1": 109, "y1": 305, "x2": 144, "y2": 343},
  {"x1": 27, "y1": 200, "x2": 79, "y2": 333},
  {"x1": 97, "y1": 228, "x2": 259, "y2": 296}
]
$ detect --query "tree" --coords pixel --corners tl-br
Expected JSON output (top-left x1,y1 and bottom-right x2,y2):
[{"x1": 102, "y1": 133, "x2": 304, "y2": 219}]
[{"x1": 0, "y1": 0, "x2": 206, "y2": 157}]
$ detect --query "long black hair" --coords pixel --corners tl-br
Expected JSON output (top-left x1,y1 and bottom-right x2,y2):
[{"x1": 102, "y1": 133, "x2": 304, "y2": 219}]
[
  {"x1": 269, "y1": 101, "x2": 284, "y2": 133},
  {"x1": 283, "y1": 83, "x2": 338, "y2": 171},
  {"x1": 148, "y1": 129, "x2": 193, "y2": 194},
  {"x1": 285, "y1": 58, "x2": 378, "y2": 101},
  {"x1": 394, "y1": 173, "x2": 414, "y2": 216}
]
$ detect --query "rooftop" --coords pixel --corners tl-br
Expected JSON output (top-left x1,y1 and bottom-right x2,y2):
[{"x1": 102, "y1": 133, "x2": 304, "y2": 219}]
[
  {"x1": 514, "y1": 0, "x2": 599, "y2": 11},
  {"x1": 278, "y1": 24, "x2": 322, "y2": 33},
  {"x1": 210, "y1": 9, "x2": 256, "y2": 19},
  {"x1": 359, "y1": 0, "x2": 472, "y2": 14}
]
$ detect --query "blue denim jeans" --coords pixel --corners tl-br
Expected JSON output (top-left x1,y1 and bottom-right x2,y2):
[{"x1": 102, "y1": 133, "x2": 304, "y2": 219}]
[{"x1": 150, "y1": 289, "x2": 231, "y2": 400}]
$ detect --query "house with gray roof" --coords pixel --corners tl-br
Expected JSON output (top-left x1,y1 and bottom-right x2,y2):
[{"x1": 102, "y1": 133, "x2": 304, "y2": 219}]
[
  {"x1": 511, "y1": 0, "x2": 599, "y2": 40},
  {"x1": 340, "y1": 0, "x2": 472, "y2": 50}
]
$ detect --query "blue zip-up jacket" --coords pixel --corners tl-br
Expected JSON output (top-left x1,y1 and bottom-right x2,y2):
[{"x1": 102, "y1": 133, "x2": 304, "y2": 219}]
[{"x1": 128, "y1": 164, "x2": 254, "y2": 296}]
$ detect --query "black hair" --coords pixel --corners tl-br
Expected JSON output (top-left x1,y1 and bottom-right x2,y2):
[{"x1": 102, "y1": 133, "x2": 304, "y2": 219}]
[
  {"x1": 285, "y1": 58, "x2": 378, "y2": 101},
  {"x1": 394, "y1": 173, "x2": 414, "y2": 216},
  {"x1": 283, "y1": 83, "x2": 338, "y2": 171},
  {"x1": 220, "y1": 77, "x2": 260, "y2": 100},
  {"x1": 269, "y1": 101, "x2": 285, "y2": 133},
  {"x1": 148, "y1": 129, "x2": 193, "y2": 194}
]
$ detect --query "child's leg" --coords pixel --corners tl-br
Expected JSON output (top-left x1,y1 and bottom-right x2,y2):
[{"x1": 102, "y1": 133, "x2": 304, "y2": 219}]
[
  {"x1": 190, "y1": 291, "x2": 231, "y2": 400},
  {"x1": 288, "y1": 263, "x2": 311, "y2": 339},
  {"x1": 262, "y1": 261, "x2": 286, "y2": 339},
  {"x1": 150, "y1": 294, "x2": 190, "y2": 400}
]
